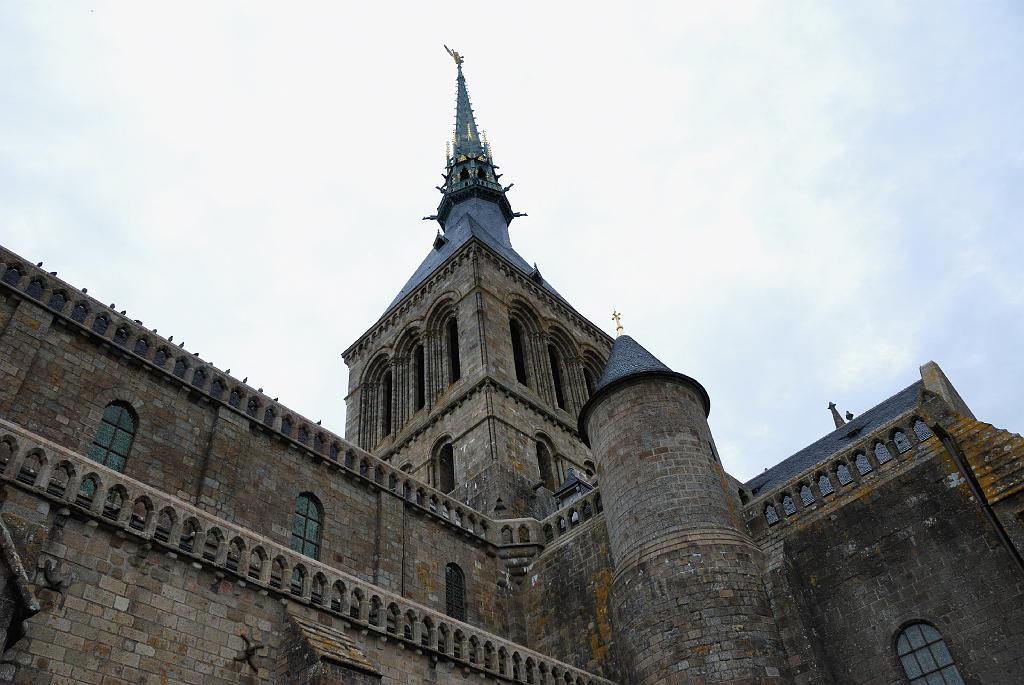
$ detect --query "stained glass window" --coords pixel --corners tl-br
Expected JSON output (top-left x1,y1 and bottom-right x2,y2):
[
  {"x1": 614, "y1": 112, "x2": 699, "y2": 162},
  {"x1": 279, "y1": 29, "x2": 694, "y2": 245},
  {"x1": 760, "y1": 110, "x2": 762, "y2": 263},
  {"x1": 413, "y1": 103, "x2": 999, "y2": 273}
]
[
  {"x1": 896, "y1": 623, "x2": 964, "y2": 685},
  {"x1": 913, "y1": 419, "x2": 932, "y2": 442},
  {"x1": 818, "y1": 474, "x2": 834, "y2": 496},
  {"x1": 837, "y1": 464, "x2": 853, "y2": 486},
  {"x1": 894, "y1": 430, "x2": 912, "y2": 453},
  {"x1": 290, "y1": 493, "x2": 322, "y2": 560},
  {"x1": 88, "y1": 402, "x2": 136, "y2": 473},
  {"x1": 765, "y1": 504, "x2": 780, "y2": 525}
]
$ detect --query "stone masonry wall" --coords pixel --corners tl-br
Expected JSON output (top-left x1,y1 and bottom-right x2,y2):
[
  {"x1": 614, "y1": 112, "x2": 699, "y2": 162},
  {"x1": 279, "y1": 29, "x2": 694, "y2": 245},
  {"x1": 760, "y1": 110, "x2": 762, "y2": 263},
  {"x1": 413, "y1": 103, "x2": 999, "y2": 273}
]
[
  {"x1": 0, "y1": 420, "x2": 614, "y2": 685},
  {"x1": 520, "y1": 513, "x2": 619, "y2": 680},
  {"x1": 781, "y1": 433, "x2": 1024, "y2": 684},
  {"x1": 0, "y1": 285, "x2": 513, "y2": 639}
]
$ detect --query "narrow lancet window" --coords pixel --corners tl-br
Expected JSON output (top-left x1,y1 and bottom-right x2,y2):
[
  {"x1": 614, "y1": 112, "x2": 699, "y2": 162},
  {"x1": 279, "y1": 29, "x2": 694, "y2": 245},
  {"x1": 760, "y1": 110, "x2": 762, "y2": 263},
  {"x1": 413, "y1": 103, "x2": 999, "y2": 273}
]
[
  {"x1": 381, "y1": 370, "x2": 393, "y2": 436},
  {"x1": 414, "y1": 344, "x2": 426, "y2": 411},
  {"x1": 438, "y1": 443, "x2": 455, "y2": 494},
  {"x1": 447, "y1": 318, "x2": 461, "y2": 383},
  {"x1": 548, "y1": 345, "x2": 565, "y2": 410},
  {"x1": 445, "y1": 563, "x2": 466, "y2": 621},
  {"x1": 510, "y1": 319, "x2": 528, "y2": 385}
]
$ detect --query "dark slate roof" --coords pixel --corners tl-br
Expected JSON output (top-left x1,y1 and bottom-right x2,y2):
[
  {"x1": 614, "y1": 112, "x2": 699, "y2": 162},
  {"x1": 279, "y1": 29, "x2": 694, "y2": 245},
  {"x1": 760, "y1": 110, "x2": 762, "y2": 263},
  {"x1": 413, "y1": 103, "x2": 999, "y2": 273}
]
[
  {"x1": 745, "y1": 380, "x2": 923, "y2": 495},
  {"x1": 594, "y1": 335, "x2": 672, "y2": 392},
  {"x1": 385, "y1": 197, "x2": 565, "y2": 313},
  {"x1": 553, "y1": 468, "x2": 594, "y2": 499}
]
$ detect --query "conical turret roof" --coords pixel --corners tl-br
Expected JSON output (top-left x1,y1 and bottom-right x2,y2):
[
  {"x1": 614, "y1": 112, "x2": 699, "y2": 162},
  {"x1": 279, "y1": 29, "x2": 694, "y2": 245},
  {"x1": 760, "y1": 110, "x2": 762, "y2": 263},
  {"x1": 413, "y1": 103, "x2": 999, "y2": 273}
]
[{"x1": 594, "y1": 335, "x2": 672, "y2": 392}]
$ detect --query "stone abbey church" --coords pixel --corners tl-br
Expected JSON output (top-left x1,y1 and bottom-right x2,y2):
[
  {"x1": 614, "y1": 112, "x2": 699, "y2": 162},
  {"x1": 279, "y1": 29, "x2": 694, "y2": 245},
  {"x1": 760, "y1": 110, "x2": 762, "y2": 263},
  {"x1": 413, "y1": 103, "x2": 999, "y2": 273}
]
[{"x1": 0, "y1": 55, "x2": 1022, "y2": 685}]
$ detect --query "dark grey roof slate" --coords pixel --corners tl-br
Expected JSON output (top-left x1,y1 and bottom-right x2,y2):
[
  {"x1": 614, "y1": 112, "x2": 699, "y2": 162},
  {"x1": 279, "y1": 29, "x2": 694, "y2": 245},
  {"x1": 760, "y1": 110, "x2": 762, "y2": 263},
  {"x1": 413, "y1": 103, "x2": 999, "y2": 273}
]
[
  {"x1": 745, "y1": 380, "x2": 923, "y2": 495},
  {"x1": 594, "y1": 335, "x2": 672, "y2": 392},
  {"x1": 385, "y1": 197, "x2": 565, "y2": 314}
]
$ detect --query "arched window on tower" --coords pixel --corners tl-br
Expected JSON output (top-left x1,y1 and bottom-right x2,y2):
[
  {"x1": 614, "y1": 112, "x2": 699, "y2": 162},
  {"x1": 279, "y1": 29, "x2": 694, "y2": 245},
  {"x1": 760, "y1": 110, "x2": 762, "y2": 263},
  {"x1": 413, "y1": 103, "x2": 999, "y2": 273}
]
[
  {"x1": 381, "y1": 370, "x2": 393, "y2": 436},
  {"x1": 290, "y1": 493, "x2": 322, "y2": 560},
  {"x1": 414, "y1": 343, "x2": 426, "y2": 411},
  {"x1": 548, "y1": 345, "x2": 565, "y2": 410},
  {"x1": 583, "y1": 367, "x2": 596, "y2": 399},
  {"x1": 445, "y1": 562, "x2": 466, "y2": 621},
  {"x1": 510, "y1": 319, "x2": 529, "y2": 386},
  {"x1": 536, "y1": 441, "x2": 557, "y2": 491},
  {"x1": 437, "y1": 443, "x2": 455, "y2": 494},
  {"x1": 447, "y1": 317, "x2": 461, "y2": 383},
  {"x1": 895, "y1": 622, "x2": 963, "y2": 684},
  {"x1": 88, "y1": 402, "x2": 137, "y2": 473}
]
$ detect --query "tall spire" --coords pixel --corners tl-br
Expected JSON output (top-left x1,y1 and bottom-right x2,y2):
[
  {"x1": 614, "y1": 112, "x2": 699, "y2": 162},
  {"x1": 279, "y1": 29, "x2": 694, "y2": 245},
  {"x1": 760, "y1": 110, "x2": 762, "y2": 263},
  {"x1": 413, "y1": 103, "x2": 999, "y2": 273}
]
[
  {"x1": 434, "y1": 47, "x2": 517, "y2": 230},
  {"x1": 452, "y1": 56, "x2": 484, "y2": 158}
]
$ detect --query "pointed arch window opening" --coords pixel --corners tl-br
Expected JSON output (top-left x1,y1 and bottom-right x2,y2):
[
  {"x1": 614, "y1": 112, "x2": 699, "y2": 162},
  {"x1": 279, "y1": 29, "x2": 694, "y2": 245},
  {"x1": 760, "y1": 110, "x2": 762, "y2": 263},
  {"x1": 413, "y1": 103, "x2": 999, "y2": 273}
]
[
  {"x1": 414, "y1": 344, "x2": 426, "y2": 411},
  {"x1": 437, "y1": 443, "x2": 455, "y2": 494},
  {"x1": 548, "y1": 345, "x2": 566, "y2": 410},
  {"x1": 381, "y1": 370, "x2": 393, "y2": 437},
  {"x1": 536, "y1": 441, "x2": 557, "y2": 491},
  {"x1": 510, "y1": 319, "x2": 529, "y2": 386},
  {"x1": 88, "y1": 402, "x2": 136, "y2": 473},
  {"x1": 447, "y1": 318, "x2": 461, "y2": 384}
]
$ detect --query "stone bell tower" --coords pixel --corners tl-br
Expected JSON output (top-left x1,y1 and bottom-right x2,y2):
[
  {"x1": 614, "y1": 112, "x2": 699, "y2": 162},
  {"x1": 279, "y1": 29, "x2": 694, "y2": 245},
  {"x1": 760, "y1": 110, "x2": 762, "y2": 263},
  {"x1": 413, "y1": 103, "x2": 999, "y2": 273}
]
[
  {"x1": 579, "y1": 334, "x2": 787, "y2": 684},
  {"x1": 342, "y1": 50, "x2": 611, "y2": 519}
]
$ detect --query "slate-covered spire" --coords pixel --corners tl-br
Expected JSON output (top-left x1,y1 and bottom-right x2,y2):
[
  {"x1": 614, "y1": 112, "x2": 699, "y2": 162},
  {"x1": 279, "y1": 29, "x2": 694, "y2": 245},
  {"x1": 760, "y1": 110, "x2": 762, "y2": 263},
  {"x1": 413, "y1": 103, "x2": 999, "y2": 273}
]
[
  {"x1": 435, "y1": 47, "x2": 516, "y2": 229},
  {"x1": 452, "y1": 60, "x2": 484, "y2": 158}
]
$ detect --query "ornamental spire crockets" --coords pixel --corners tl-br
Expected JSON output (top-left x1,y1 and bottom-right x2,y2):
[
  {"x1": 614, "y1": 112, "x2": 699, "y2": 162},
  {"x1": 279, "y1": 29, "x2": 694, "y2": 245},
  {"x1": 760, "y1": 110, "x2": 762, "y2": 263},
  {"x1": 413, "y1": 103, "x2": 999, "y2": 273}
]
[
  {"x1": 447, "y1": 45, "x2": 484, "y2": 158},
  {"x1": 434, "y1": 46, "x2": 518, "y2": 230}
]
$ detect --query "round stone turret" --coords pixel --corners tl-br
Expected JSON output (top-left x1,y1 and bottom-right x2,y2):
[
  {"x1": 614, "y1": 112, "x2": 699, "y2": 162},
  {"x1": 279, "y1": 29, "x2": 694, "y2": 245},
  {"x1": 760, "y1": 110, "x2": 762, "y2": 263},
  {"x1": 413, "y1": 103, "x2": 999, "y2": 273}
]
[{"x1": 579, "y1": 335, "x2": 786, "y2": 684}]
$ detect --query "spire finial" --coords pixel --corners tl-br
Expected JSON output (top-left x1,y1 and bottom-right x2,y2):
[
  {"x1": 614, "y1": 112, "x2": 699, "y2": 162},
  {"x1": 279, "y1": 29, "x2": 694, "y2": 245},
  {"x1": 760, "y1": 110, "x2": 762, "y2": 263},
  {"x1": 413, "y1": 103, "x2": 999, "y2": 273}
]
[
  {"x1": 612, "y1": 309, "x2": 624, "y2": 337},
  {"x1": 828, "y1": 401, "x2": 846, "y2": 429},
  {"x1": 444, "y1": 45, "x2": 464, "y2": 66}
]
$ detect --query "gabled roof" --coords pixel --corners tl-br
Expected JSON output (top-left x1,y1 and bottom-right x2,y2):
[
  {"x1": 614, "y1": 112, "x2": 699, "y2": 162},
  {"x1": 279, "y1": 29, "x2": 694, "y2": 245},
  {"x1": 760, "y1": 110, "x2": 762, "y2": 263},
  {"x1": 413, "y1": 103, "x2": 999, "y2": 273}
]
[
  {"x1": 287, "y1": 614, "x2": 380, "y2": 674},
  {"x1": 745, "y1": 380, "x2": 923, "y2": 495}
]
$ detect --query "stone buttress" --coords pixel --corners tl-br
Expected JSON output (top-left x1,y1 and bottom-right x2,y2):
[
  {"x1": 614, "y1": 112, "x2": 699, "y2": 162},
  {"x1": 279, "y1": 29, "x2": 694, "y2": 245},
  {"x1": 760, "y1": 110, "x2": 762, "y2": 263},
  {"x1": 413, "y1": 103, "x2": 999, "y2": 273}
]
[{"x1": 579, "y1": 336, "x2": 788, "y2": 684}]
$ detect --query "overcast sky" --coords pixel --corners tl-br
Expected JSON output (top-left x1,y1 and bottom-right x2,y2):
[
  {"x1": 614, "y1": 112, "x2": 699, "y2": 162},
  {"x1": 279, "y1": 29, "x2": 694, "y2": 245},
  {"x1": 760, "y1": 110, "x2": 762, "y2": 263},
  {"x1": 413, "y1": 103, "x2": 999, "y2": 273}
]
[{"x1": 2, "y1": 2, "x2": 1021, "y2": 482}]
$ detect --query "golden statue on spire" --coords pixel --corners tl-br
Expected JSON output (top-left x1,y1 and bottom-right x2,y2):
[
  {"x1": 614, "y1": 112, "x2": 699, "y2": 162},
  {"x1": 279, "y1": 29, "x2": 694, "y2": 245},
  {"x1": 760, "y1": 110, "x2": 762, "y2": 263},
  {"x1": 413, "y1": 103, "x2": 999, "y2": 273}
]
[
  {"x1": 612, "y1": 309, "x2": 624, "y2": 337},
  {"x1": 444, "y1": 45, "x2": 464, "y2": 66}
]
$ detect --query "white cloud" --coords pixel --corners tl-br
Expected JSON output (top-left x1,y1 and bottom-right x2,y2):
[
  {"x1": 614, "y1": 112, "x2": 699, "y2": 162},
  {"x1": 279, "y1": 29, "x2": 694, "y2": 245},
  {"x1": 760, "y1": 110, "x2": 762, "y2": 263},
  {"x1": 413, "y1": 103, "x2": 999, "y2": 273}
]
[{"x1": 1, "y1": 1, "x2": 1021, "y2": 482}]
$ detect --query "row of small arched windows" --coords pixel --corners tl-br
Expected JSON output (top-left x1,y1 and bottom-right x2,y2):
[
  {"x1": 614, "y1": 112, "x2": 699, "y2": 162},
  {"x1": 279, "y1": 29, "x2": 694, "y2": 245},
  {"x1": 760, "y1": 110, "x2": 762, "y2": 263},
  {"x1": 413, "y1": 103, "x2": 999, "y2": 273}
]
[{"x1": 761, "y1": 419, "x2": 933, "y2": 525}]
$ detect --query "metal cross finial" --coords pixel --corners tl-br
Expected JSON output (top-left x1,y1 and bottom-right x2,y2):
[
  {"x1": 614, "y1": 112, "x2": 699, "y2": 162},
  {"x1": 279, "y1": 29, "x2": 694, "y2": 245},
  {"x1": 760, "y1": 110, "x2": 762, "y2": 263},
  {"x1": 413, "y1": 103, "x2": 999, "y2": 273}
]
[
  {"x1": 612, "y1": 309, "x2": 624, "y2": 337},
  {"x1": 444, "y1": 45, "x2": 464, "y2": 66}
]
